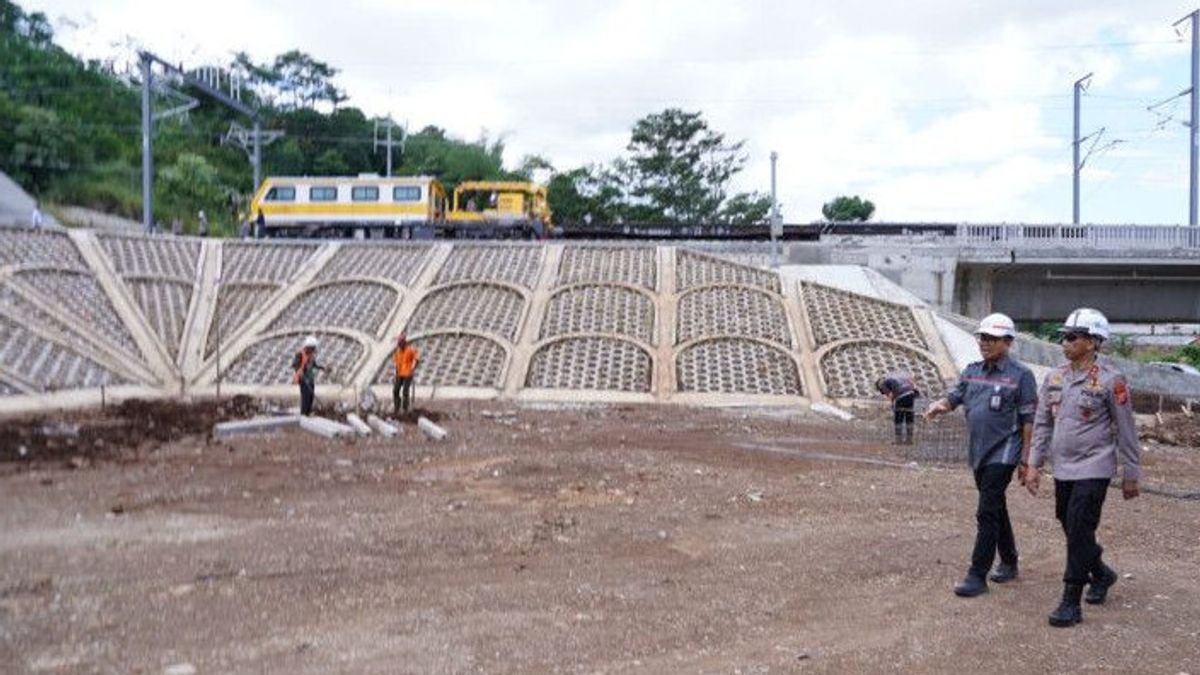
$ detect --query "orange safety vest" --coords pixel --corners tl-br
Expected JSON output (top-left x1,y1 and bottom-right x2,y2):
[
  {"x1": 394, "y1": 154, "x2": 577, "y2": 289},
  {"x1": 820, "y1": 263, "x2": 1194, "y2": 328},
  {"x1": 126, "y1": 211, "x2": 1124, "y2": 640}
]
[
  {"x1": 394, "y1": 345, "x2": 419, "y2": 378},
  {"x1": 293, "y1": 349, "x2": 311, "y2": 384}
]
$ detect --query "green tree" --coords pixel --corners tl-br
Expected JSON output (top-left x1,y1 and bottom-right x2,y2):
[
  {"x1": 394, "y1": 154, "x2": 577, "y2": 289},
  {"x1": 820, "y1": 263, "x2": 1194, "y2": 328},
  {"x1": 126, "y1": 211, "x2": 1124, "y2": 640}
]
[
  {"x1": 625, "y1": 108, "x2": 746, "y2": 223},
  {"x1": 718, "y1": 192, "x2": 773, "y2": 225},
  {"x1": 7, "y1": 105, "x2": 86, "y2": 193},
  {"x1": 312, "y1": 148, "x2": 350, "y2": 175},
  {"x1": 157, "y1": 152, "x2": 224, "y2": 219},
  {"x1": 271, "y1": 50, "x2": 346, "y2": 110},
  {"x1": 822, "y1": 195, "x2": 875, "y2": 222},
  {"x1": 547, "y1": 165, "x2": 624, "y2": 224}
]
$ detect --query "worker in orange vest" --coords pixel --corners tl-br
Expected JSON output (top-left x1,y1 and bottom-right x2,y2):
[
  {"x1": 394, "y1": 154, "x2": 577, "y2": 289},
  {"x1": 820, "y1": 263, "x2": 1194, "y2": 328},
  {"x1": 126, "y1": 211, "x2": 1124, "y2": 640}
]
[
  {"x1": 291, "y1": 335, "x2": 326, "y2": 416},
  {"x1": 392, "y1": 333, "x2": 419, "y2": 415}
]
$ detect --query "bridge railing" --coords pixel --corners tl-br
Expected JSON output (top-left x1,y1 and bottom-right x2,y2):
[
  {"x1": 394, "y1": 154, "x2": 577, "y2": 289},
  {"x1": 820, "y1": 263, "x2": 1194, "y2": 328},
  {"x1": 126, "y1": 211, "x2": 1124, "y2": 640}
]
[{"x1": 956, "y1": 224, "x2": 1200, "y2": 249}]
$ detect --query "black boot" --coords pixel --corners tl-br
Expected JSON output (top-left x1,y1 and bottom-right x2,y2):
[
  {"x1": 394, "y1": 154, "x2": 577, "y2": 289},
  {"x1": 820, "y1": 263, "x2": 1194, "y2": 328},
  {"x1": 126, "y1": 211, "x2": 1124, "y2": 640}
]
[
  {"x1": 1048, "y1": 583, "x2": 1084, "y2": 627},
  {"x1": 954, "y1": 574, "x2": 988, "y2": 597},
  {"x1": 989, "y1": 561, "x2": 1019, "y2": 583},
  {"x1": 1086, "y1": 564, "x2": 1118, "y2": 605},
  {"x1": 893, "y1": 426, "x2": 904, "y2": 445}
]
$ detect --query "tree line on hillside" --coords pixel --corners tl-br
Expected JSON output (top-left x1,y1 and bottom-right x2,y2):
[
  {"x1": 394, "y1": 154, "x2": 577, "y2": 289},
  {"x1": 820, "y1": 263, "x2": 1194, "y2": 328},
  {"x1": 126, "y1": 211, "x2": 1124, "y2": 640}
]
[{"x1": 1, "y1": 0, "x2": 873, "y2": 233}]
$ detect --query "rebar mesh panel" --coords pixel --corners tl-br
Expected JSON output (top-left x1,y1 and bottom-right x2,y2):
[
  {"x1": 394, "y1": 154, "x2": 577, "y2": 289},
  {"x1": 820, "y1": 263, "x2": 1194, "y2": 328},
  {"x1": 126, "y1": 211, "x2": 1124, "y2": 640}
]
[
  {"x1": 13, "y1": 270, "x2": 140, "y2": 359},
  {"x1": 677, "y1": 286, "x2": 791, "y2": 347},
  {"x1": 224, "y1": 332, "x2": 362, "y2": 385},
  {"x1": 205, "y1": 283, "x2": 278, "y2": 358},
  {"x1": 540, "y1": 285, "x2": 655, "y2": 344},
  {"x1": 526, "y1": 337, "x2": 652, "y2": 392},
  {"x1": 676, "y1": 249, "x2": 780, "y2": 292},
  {"x1": 317, "y1": 243, "x2": 430, "y2": 286},
  {"x1": 99, "y1": 234, "x2": 200, "y2": 280},
  {"x1": 820, "y1": 341, "x2": 943, "y2": 400},
  {"x1": 0, "y1": 315, "x2": 127, "y2": 390},
  {"x1": 220, "y1": 242, "x2": 319, "y2": 284},
  {"x1": 434, "y1": 245, "x2": 541, "y2": 288},
  {"x1": 269, "y1": 282, "x2": 397, "y2": 336},
  {"x1": 0, "y1": 230, "x2": 85, "y2": 270},
  {"x1": 407, "y1": 284, "x2": 525, "y2": 341},
  {"x1": 802, "y1": 283, "x2": 927, "y2": 349},
  {"x1": 677, "y1": 338, "x2": 802, "y2": 396},
  {"x1": 127, "y1": 279, "x2": 193, "y2": 360},
  {"x1": 557, "y1": 247, "x2": 656, "y2": 290},
  {"x1": 373, "y1": 333, "x2": 507, "y2": 388}
]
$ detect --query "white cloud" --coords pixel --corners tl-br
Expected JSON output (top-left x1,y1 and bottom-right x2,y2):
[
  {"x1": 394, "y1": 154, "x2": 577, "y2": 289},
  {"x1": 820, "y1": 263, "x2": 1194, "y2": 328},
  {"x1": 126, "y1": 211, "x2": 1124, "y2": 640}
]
[{"x1": 21, "y1": 0, "x2": 1200, "y2": 223}]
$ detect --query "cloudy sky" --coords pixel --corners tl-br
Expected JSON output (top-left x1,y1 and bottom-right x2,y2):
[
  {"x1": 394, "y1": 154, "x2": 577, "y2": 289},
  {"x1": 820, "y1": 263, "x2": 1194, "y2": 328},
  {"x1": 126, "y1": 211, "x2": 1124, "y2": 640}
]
[{"x1": 23, "y1": 0, "x2": 1200, "y2": 224}]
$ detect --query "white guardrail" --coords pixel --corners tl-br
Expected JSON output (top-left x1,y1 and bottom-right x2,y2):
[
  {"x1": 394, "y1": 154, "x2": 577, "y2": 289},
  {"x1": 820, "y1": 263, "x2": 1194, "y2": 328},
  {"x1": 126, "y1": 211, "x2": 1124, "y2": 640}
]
[{"x1": 955, "y1": 224, "x2": 1200, "y2": 250}]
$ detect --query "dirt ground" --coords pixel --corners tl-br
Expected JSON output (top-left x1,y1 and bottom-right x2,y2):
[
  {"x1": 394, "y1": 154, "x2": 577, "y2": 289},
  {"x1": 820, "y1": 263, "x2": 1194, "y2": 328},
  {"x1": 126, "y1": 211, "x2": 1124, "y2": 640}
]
[{"x1": 1, "y1": 400, "x2": 1198, "y2": 674}]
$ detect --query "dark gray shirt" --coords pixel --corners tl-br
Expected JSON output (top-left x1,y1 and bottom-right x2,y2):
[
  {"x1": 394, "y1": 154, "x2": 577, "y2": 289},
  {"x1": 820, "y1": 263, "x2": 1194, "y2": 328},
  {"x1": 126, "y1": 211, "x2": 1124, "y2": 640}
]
[{"x1": 945, "y1": 356, "x2": 1039, "y2": 469}]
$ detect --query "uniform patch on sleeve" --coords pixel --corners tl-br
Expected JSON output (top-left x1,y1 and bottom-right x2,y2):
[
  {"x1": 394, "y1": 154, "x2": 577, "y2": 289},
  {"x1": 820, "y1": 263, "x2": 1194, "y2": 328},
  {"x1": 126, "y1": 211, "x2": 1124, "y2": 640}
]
[{"x1": 1114, "y1": 380, "x2": 1130, "y2": 406}]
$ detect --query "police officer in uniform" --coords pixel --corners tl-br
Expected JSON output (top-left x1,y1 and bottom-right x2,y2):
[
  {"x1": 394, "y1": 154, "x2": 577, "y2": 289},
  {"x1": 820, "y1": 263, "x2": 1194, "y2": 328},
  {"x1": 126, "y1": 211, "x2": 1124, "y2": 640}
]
[
  {"x1": 924, "y1": 313, "x2": 1039, "y2": 597},
  {"x1": 1026, "y1": 308, "x2": 1140, "y2": 627}
]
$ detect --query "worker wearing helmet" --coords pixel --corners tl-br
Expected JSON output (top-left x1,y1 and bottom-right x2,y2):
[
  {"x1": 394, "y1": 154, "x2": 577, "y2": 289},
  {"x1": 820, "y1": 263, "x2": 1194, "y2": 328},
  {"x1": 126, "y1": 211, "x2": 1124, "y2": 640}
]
[
  {"x1": 392, "y1": 333, "x2": 420, "y2": 416},
  {"x1": 1025, "y1": 308, "x2": 1140, "y2": 628},
  {"x1": 924, "y1": 312, "x2": 1039, "y2": 598},
  {"x1": 291, "y1": 335, "x2": 326, "y2": 416},
  {"x1": 875, "y1": 372, "x2": 921, "y2": 445}
]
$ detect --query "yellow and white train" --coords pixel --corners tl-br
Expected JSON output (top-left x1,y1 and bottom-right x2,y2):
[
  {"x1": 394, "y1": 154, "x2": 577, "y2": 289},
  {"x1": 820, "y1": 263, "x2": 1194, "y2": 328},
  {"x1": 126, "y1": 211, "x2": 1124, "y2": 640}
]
[{"x1": 248, "y1": 175, "x2": 552, "y2": 239}]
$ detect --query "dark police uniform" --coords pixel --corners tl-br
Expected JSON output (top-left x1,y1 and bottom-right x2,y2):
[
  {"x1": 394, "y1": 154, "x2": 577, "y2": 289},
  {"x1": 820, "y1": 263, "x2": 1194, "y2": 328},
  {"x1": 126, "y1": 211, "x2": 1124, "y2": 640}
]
[
  {"x1": 1030, "y1": 360, "x2": 1140, "y2": 588},
  {"x1": 945, "y1": 355, "x2": 1039, "y2": 581}
]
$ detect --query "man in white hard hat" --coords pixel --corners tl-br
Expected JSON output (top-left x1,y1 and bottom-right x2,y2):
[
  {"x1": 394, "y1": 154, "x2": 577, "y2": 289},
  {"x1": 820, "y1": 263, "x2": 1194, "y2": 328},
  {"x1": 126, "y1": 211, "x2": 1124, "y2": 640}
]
[
  {"x1": 925, "y1": 312, "x2": 1039, "y2": 598},
  {"x1": 1025, "y1": 307, "x2": 1140, "y2": 628},
  {"x1": 291, "y1": 335, "x2": 327, "y2": 416}
]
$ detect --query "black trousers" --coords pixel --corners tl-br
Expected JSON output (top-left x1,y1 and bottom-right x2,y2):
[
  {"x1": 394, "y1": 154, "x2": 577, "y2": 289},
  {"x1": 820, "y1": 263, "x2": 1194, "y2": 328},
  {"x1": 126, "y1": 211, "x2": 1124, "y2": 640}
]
[
  {"x1": 969, "y1": 463, "x2": 1018, "y2": 578},
  {"x1": 892, "y1": 393, "x2": 916, "y2": 442},
  {"x1": 1054, "y1": 478, "x2": 1110, "y2": 585},
  {"x1": 299, "y1": 381, "x2": 315, "y2": 416},
  {"x1": 393, "y1": 376, "x2": 413, "y2": 413}
]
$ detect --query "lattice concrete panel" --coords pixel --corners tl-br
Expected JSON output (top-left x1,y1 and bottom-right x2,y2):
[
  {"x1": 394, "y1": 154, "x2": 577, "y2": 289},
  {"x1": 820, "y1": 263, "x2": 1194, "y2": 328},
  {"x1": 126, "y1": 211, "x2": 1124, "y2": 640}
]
[
  {"x1": 526, "y1": 337, "x2": 651, "y2": 392},
  {"x1": 407, "y1": 284, "x2": 525, "y2": 341},
  {"x1": 435, "y1": 245, "x2": 540, "y2": 289},
  {"x1": 676, "y1": 249, "x2": 780, "y2": 292},
  {"x1": 820, "y1": 342, "x2": 943, "y2": 400},
  {"x1": 0, "y1": 316, "x2": 127, "y2": 390},
  {"x1": 540, "y1": 285, "x2": 655, "y2": 344},
  {"x1": 99, "y1": 235, "x2": 200, "y2": 280},
  {"x1": 128, "y1": 279, "x2": 193, "y2": 360},
  {"x1": 373, "y1": 333, "x2": 507, "y2": 388},
  {"x1": 557, "y1": 247, "x2": 656, "y2": 290},
  {"x1": 206, "y1": 284, "x2": 278, "y2": 358},
  {"x1": 269, "y1": 282, "x2": 397, "y2": 336},
  {"x1": 0, "y1": 284, "x2": 84, "y2": 346},
  {"x1": 225, "y1": 332, "x2": 362, "y2": 385},
  {"x1": 677, "y1": 338, "x2": 802, "y2": 396},
  {"x1": 802, "y1": 283, "x2": 928, "y2": 349},
  {"x1": 221, "y1": 242, "x2": 319, "y2": 284},
  {"x1": 677, "y1": 286, "x2": 791, "y2": 347},
  {"x1": 0, "y1": 230, "x2": 84, "y2": 270},
  {"x1": 0, "y1": 377, "x2": 19, "y2": 396},
  {"x1": 318, "y1": 243, "x2": 430, "y2": 286},
  {"x1": 13, "y1": 270, "x2": 139, "y2": 358}
]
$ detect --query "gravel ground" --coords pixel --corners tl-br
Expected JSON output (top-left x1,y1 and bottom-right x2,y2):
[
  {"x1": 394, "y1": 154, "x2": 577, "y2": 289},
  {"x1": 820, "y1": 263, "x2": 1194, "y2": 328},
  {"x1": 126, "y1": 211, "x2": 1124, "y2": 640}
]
[{"x1": 1, "y1": 401, "x2": 1197, "y2": 674}]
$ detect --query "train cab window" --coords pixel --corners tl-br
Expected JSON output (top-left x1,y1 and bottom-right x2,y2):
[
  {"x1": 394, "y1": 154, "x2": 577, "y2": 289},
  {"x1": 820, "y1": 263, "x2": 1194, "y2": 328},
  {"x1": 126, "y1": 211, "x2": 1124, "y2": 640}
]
[
  {"x1": 352, "y1": 186, "x2": 380, "y2": 201},
  {"x1": 310, "y1": 186, "x2": 338, "y2": 202},
  {"x1": 265, "y1": 186, "x2": 295, "y2": 202},
  {"x1": 393, "y1": 186, "x2": 422, "y2": 202}
]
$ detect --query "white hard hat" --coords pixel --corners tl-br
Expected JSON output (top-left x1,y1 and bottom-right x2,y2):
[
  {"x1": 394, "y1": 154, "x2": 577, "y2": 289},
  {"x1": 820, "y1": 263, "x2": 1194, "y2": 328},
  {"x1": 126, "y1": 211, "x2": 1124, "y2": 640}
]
[
  {"x1": 303, "y1": 335, "x2": 319, "y2": 349},
  {"x1": 975, "y1": 313, "x2": 1016, "y2": 339},
  {"x1": 1060, "y1": 307, "x2": 1109, "y2": 341}
]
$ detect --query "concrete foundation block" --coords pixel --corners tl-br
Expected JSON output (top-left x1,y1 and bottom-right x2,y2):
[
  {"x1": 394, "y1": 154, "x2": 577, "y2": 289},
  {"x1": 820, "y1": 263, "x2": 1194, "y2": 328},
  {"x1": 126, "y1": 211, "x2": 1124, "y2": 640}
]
[
  {"x1": 366, "y1": 414, "x2": 399, "y2": 437},
  {"x1": 213, "y1": 415, "x2": 300, "y2": 439},
  {"x1": 345, "y1": 413, "x2": 372, "y2": 436},
  {"x1": 299, "y1": 416, "x2": 356, "y2": 439},
  {"x1": 418, "y1": 416, "x2": 448, "y2": 441}
]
